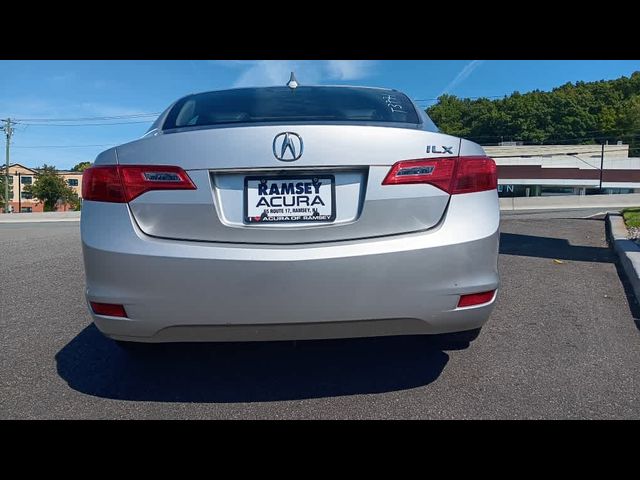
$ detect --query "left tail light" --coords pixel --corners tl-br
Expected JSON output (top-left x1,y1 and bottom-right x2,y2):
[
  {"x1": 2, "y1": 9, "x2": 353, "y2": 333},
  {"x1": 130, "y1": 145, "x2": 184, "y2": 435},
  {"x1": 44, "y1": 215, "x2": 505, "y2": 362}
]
[{"x1": 82, "y1": 165, "x2": 196, "y2": 203}]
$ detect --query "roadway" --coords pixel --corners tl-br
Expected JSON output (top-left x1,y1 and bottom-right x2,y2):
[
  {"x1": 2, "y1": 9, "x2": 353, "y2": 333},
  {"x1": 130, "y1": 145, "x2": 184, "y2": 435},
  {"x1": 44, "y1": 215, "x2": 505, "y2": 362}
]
[{"x1": 2, "y1": 215, "x2": 639, "y2": 418}]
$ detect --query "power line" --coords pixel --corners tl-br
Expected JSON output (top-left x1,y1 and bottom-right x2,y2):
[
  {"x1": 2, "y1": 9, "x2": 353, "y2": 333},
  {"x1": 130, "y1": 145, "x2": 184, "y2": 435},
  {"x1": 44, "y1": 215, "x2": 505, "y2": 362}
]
[
  {"x1": 17, "y1": 120, "x2": 154, "y2": 127},
  {"x1": 13, "y1": 113, "x2": 160, "y2": 122},
  {"x1": 488, "y1": 147, "x2": 631, "y2": 158},
  {"x1": 12, "y1": 144, "x2": 117, "y2": 149},
  {"x1": 565, "y1": 154, "x2": 603, "y2": 169},
  {"x1": 465, "y1": 128, "x2": 640, "y2": 143},
  {"x1": 488, "y1": 133, "x2": 640, "y2": 145},
  {"x1": 414, "y1": 95, "x2": 506, "y2": 103},
  {"x1": 471, "y1": 126, "x2": 640, "y2": 139}
]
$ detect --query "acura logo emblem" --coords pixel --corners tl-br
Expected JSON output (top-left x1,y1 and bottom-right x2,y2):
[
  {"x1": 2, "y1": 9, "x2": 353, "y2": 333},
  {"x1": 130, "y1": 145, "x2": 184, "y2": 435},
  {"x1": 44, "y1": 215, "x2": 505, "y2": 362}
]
[{"x1": 273, "y1": 132, "x2": 303, "y2": 161}]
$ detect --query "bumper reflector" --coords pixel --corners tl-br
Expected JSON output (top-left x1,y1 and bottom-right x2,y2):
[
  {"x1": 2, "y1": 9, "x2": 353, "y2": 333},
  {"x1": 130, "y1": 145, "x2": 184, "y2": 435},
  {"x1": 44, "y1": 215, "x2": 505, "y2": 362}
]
[
  {"x1": 457, "y1": 290, "x2": 495, "y2": 308},
  {"x1": 90, "y1": 302, "x2": 127, "y2": 317}
]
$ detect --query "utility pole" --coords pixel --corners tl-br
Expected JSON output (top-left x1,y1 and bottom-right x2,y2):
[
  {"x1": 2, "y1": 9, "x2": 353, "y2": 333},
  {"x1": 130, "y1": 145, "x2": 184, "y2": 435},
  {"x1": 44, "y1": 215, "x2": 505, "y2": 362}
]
[
  {"x1": 599, "y1": 142, "x2": 605, "y2": 192},
  {"x1": 1, "y1": 118, "x2": 15, "y2": 213},
  {"x1": 17, "y1": 171, "x2": 21, "y2": 213}
]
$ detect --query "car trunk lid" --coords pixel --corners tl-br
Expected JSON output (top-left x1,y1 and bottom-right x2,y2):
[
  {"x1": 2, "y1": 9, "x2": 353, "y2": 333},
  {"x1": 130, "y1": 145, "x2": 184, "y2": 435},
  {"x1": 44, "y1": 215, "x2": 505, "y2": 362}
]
[{"x1": 119, "y1": 124, "x2": 460, "y2": 244}]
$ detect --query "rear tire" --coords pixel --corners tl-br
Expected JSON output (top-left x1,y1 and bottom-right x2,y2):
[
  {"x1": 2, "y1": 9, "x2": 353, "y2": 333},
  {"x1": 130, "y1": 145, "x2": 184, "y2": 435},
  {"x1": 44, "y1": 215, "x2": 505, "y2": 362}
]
[{"x1": 430, "y1": 327, "x2": 482, "y2": 349}]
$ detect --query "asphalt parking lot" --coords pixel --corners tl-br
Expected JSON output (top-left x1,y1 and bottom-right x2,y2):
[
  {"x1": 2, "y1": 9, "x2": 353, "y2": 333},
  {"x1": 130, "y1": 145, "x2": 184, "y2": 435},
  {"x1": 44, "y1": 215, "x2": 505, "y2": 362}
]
[{"x1": 2, "y1": 215, "x2": 640, "y2": 419}]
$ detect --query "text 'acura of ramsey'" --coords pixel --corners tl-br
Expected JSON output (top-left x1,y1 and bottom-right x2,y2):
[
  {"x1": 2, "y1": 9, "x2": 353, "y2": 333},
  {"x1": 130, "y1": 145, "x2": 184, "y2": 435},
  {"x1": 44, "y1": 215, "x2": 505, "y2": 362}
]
[{"x1": 81, "y1": 76, "x2": 500, "y2": 348}]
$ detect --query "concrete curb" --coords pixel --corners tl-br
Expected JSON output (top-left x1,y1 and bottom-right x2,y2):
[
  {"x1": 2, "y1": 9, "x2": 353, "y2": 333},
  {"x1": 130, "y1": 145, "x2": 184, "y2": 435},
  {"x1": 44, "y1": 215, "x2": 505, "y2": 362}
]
[
  {"x1": 500, "y1": 193, "x2": 640, "y2": 211},
  {"x1": 0, "y1": 212, "x2": 81, "y2": 223},
  {"x1": 606, "y1": 213, "x2": 640, "y2": 304}
]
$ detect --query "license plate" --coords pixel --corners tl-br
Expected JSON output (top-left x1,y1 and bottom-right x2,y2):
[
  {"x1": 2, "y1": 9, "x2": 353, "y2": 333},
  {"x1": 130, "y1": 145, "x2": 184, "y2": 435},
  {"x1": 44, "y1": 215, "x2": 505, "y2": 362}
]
[{"x1": 244, "y1": 175, "x2": 336, "y2": 224}]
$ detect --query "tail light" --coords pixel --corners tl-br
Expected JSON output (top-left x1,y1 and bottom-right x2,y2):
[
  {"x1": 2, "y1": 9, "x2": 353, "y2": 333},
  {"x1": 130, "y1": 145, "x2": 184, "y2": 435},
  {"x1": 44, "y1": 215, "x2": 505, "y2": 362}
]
[
  {"x1": 82, "y1": 165, "x2": 196, "y2": 203},
  {"x1": 457, "y1": 290, "x2": 496, "y2": 308},
  {"x1": 382, "y1": 156, "x2": 497, "y2": 194},
  {"x1": 90, "y1": 302, "x2": 127, "y2": 317}
]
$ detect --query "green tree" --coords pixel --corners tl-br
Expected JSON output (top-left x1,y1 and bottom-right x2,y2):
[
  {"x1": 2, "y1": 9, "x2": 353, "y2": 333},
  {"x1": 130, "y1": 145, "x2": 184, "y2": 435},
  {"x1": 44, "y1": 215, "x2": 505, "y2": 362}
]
[
  {"x1": 427, "y1": 71, "x2": 640, "y2": 155},
  {"x1": 71, "y1": 161, "x2": 92, "y2": 172},
  {"x1": 67, "y1": 190, "x2": 82, "y2": 211},
  {"x1": 24, "y1": 164, "x2": 79, "y2": 212},
  {"x1": 0, "y1": 174, "x2": 12, "y2": 211}
]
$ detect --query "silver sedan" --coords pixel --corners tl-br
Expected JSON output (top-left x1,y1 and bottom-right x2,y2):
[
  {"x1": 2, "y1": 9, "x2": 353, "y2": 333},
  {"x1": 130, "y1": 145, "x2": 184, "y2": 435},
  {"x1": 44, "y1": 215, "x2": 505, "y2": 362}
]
[{"x1": 81, "y1": 84, "x2": 499, "y2": 347}]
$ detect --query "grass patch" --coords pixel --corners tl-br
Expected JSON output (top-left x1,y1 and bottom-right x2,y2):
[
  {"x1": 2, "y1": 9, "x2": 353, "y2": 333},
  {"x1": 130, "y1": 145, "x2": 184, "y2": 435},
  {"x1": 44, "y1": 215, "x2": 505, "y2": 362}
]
[{"x1": 622, "y1": 207, "x2": 640, "y2": 228}]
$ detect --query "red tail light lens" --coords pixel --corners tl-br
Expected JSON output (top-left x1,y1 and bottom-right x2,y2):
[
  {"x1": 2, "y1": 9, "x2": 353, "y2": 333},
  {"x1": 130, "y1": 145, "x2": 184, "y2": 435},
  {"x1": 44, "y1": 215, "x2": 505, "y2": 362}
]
[
  {"x1": 82, "y1": 165, "x2": 124, "y2": 202},
  {"x1": 452, "y1": 157, "x2": 497, "y2": 194},
  {"x1": 382, "y1": 158, "x2": 456, "y2": 192},
  {"x1": 382, "y1": 156, "x2": 497, "y2": 194},
  {"x1": 90, "y1": 302, "x2": 127, "y2": 317},
  {"x1": 457, "y1": 290, "x2": 496, "y2": 308},
  {"x1": 82, "y1": 165, "x2": 196, "y2": 203}
]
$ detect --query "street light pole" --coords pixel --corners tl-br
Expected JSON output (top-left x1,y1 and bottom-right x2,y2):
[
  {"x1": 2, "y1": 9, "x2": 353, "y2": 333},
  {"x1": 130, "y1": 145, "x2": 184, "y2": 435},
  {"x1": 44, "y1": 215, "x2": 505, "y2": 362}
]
[{"x1": 599, "y1": 142, "x2": 605, "y2": 192}]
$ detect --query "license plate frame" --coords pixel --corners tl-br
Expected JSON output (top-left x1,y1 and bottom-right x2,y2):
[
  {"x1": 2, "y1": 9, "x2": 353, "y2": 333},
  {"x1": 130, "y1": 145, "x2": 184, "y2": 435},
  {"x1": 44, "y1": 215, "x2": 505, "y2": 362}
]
[{"x1": 243, "y1": 174, "x2": 336, "y2": 224}]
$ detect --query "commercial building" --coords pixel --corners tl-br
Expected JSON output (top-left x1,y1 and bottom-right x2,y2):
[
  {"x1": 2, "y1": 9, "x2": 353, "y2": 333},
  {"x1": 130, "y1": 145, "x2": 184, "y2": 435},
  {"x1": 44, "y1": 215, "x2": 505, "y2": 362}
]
[
  {"x1": 1, "y1": 163, "x2": 83, "y2": 213},
  {"x1": 2, "y1": 143, "x2": 639, "y2": 210},
  {"x1": 485, "y1": 143, "x2": 640, "y2": 197}
]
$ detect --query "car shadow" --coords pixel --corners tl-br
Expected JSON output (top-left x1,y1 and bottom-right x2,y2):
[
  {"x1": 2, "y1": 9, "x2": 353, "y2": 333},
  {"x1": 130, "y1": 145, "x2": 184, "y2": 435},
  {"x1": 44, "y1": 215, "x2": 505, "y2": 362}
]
[
  {"x1": 500, "y1": 229, "x2": 640, "y2": 330},
  {"x1": 55, "y1": 324, "x2": 452, "y2": 403},
  {"x1": 499, "y1": 232, "x2": 615, "y2": 263}
]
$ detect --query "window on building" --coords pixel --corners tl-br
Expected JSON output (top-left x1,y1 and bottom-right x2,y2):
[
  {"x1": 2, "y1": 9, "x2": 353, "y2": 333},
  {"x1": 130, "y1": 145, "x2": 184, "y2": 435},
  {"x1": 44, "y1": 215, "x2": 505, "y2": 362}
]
[
  {"x1": 20, "y1": 207, "x2": 32, "y2": 213},
  {"x1": 21, "y1": 191, "x2": 33, "y2": 200},
  {"x1": 497, "y1": 185, "x2": 528, "y2": 198},
  {"x1": 67, "y1": 178, "x2": 79, "y2": 187},
  {"x1": 21, "y1": 176, "x2": 32, "y2": 185},
  {"x1": 586, "y1": 187, "x2": 635, "y2": 195},
  {"x1": 7, "y1": 175, "x2": 13, "y2": 183},
  {"x1": 540, "y1": 186, "x2": 575, "y2": 196}
]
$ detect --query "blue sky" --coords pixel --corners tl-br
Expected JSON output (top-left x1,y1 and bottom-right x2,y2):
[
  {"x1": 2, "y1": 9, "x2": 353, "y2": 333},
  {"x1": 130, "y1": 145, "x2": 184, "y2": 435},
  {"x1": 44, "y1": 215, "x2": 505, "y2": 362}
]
[{"x1": 1, "y1": 60, "x2": 640, "y2": 170}]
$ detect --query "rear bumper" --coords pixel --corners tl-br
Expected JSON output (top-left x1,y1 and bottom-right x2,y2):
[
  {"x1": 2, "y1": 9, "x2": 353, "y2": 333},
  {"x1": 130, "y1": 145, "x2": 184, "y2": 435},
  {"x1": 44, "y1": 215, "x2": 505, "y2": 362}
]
[{"x1": 81, "y1": 191, "x2": 500, "y2": 342}]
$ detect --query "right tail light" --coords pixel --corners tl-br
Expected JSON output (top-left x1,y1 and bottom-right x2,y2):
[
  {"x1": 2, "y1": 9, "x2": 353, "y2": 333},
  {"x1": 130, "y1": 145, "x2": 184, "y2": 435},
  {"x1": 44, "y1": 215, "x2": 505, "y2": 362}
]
[{"x1": 382, "y1": 156, "x2": 497, "y2": 195}]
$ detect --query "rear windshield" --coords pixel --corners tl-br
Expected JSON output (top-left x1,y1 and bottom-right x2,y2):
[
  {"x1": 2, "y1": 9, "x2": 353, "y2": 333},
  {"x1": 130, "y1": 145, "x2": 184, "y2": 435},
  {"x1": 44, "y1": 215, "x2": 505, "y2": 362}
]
[{"x1": 162, "y1": 86, "x2": 420, "y2": 130}]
